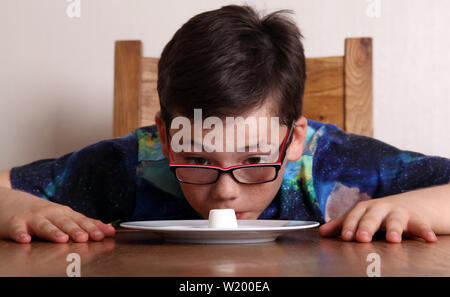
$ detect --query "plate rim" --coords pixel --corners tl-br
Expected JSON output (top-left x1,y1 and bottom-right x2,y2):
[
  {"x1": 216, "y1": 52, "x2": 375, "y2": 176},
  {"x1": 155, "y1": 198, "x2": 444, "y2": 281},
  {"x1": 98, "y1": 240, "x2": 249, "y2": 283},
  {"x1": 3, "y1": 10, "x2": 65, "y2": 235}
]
[{"x1": 120, "y1": 219, "x2": 320, "y2": 232}]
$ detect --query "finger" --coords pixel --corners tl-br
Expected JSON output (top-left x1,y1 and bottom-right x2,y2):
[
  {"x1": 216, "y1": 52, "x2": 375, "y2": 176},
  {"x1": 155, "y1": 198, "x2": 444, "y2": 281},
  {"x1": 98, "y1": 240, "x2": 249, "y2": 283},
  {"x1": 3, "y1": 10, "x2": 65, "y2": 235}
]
[
  {"x1": 49, "y1": 216, "x2": 89, "y2": 243},
  {"x1": 61, "y1": 210, "x2": 112, "y2": 239},
  {"x1": 93, "y1": 221, "x2": 115, "y2": 237},
  {"x1": 318, "y1": 216, "x2": 345, "y2": 238},
  {"x1": 355, "y1": 207, "x2": 387, "y2": 243},
  {"x1": 8, "y1": 218, "x2": 31, "y2": 243},
  {"x1": 406, "y1": 219, "x2": 437, "y2": 243},
  {"x1": 340, "y1": 204, "x2": 369, "y2": 241},
  {"x1": 83, "y1": 216, "x2": 115, "y2": 237},
  {"x1": 29, "y1": 217, "x2": 69, "y2": 243},
  {"x1": 71, "y1": 214, "x2": 105, "y2": 241},
  {"x1": 384, "y1": 211, "x2": 407, "y2": 243}
]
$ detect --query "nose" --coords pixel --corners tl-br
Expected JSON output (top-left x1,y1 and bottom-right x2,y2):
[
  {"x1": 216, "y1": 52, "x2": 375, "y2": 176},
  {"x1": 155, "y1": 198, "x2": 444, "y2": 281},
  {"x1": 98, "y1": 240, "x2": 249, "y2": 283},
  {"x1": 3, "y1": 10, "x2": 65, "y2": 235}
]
[{"x1": 211, "y1": 172, "x2": 240, "y2": 202}]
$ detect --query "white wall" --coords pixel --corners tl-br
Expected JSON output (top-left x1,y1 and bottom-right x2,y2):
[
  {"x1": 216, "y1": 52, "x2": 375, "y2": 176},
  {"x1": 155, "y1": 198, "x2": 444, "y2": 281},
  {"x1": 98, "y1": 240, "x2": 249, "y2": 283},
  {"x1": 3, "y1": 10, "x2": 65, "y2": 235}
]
[{"x1": 1, "y1": 0, "x2": 449, "y2": 169}]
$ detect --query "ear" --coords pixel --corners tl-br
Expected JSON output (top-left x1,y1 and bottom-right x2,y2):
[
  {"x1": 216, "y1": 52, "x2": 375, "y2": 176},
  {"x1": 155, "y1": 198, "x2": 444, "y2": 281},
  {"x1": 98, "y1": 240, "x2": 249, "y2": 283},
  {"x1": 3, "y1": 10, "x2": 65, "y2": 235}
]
[
  {"x1": 285, "y1": 116, "x2": 308, "y2": 161},
  {"x1": 155, "y1": 111, "x2": 169, "y2": 158}
]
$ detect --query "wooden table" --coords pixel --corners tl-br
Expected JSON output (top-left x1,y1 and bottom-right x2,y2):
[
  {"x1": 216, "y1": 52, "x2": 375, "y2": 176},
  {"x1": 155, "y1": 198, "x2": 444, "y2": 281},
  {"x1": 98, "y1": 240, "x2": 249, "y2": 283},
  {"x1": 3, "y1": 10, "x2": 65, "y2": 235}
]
[{"x1": 1, "y1": 228, "x2": 450, "y2": 277}]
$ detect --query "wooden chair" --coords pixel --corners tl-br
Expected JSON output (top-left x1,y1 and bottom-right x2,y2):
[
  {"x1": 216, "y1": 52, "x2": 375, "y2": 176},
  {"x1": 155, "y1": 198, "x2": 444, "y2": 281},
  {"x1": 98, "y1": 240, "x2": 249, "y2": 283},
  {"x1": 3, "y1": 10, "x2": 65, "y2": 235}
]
[{"x1": 113, "y1": 38, "x2": 373, "y2": 138}]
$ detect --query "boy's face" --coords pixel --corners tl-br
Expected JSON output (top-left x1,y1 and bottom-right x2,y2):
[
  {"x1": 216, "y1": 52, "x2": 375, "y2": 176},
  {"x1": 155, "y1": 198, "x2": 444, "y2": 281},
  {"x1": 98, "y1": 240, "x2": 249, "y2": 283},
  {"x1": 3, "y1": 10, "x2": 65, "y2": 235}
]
[{"x1": 155, "y1": 105, "x2": 308, "y2": 220}]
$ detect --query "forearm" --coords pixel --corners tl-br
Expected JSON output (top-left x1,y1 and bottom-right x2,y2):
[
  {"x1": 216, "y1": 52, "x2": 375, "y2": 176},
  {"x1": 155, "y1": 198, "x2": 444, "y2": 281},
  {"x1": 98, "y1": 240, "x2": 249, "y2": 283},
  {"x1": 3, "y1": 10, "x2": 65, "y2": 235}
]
[
  {"x1": 385, "y1": 183, "x2": 450, "y2": 234},
  {"x1": 0, "y1": 187, "x2": 41, "y2": 238},
  {"x1": 0, "y1": 187, "x2": 40, "y2": 221},
  {"x1": 0, "y1": 170, "x2": 12, "y2": 189}
]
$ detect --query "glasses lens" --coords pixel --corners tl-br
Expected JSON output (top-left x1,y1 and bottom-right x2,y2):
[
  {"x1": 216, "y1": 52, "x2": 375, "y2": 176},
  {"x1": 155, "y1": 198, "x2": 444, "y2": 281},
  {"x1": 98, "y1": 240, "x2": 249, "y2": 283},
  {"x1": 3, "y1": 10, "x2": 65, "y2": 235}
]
[
  {"x1": 233, "y1": 166, "x2": 277, "y2": 183},
  {"x1": 175, "y1": 167, "x2": 219, "y2": 184}
]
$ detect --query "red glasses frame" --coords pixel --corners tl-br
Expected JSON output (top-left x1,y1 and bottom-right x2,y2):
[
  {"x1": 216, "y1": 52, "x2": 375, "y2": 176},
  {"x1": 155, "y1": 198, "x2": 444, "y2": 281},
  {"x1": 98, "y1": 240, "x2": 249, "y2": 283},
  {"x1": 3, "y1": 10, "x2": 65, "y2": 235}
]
[{"x1": 167, "y1": 124, "x2": 294, "y2": 185}]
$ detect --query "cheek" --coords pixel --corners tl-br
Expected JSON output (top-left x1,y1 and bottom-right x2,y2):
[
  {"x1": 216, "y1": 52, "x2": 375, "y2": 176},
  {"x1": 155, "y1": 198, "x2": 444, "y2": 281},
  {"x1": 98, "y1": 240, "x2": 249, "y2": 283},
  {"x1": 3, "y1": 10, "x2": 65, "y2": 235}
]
[
  {"x1": 247, "y1": 181, "x2": 281, "y2": 204},
  {"x1": 243, "y1": 177, "x2": 284, "y2": 213},
  {"x1": 254, "y1": 166, "x2": 286, "y2": 204},
  {"x1": 179, "y1": 184, "x2": 210, "y2": 210}
]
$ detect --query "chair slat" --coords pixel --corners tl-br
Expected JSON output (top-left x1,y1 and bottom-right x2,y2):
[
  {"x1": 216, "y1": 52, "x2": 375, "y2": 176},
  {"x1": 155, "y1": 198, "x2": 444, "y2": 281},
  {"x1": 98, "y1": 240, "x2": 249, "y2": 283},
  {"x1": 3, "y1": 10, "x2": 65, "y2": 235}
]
[
  {"x1": 303, "y1": 56, "x2": 345, "y2": 129},
  {"x1": 345, "y1": 38, "x2": 373, "y2": 137}
]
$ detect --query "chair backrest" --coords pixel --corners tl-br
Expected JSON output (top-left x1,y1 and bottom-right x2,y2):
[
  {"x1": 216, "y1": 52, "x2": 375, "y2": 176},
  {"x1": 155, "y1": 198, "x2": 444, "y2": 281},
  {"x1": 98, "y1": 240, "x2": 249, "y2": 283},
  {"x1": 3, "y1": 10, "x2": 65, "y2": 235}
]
[{"x1": 113, "y1": 38, "x2": 373, "y2": 138}]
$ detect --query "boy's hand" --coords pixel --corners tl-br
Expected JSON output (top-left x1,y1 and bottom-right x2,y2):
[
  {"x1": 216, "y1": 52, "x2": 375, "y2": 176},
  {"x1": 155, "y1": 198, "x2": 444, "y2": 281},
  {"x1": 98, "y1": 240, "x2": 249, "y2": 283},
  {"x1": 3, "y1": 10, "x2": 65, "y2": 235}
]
[
  {"x1": 0, "y1": 187, "x2": 115, "y2": 243},
  {"x1": 317, "y1": 186, "x2": 449, "y2": 243}
]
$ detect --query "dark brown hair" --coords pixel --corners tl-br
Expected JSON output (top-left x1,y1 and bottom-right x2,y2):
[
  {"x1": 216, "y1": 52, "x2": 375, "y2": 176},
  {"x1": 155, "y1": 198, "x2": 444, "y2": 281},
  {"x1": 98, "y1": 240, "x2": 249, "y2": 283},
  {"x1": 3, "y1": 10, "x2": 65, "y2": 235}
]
[{"x1": 157, "y1": 5, "x2": 306, "y2": 127}]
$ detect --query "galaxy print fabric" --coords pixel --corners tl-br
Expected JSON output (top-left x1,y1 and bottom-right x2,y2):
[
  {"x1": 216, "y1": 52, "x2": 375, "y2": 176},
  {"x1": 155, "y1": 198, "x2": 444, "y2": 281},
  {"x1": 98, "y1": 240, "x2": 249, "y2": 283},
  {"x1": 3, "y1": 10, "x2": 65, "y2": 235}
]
[
  {"x1": 10, "y1": 134, "x2": 139, "y2": 223},
  {"x1": 10, "y1": 120, "x2": 450, "y2": 223}
]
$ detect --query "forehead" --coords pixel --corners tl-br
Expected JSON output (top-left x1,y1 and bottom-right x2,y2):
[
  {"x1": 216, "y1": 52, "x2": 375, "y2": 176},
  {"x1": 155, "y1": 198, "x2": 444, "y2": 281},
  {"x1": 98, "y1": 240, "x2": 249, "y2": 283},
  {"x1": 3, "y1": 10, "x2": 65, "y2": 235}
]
[
  {"x1": 170, "y1": 103, "x2": 281, "y2": 131},
  {"x1": 170, "y1": 98, "x2": 281, "y2": 125},
  {"x1": 168, "y1": 106, "x2": 286, "y2": 154}
]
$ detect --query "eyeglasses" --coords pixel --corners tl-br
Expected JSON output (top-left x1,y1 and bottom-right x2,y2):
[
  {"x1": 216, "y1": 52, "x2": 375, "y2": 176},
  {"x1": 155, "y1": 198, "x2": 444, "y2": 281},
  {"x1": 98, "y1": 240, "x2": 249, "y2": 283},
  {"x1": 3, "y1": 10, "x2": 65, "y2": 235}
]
[{"x1": 167, "y1": 125, "x2": 294, "y2": 185}]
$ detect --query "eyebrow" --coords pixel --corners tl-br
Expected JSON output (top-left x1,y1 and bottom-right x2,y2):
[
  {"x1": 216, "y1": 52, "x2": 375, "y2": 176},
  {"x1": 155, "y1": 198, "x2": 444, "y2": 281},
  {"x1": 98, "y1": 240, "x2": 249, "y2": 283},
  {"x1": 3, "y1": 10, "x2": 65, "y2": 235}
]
[{"x1": 186, "y1": 139, "x2": 272, "y2": 154}]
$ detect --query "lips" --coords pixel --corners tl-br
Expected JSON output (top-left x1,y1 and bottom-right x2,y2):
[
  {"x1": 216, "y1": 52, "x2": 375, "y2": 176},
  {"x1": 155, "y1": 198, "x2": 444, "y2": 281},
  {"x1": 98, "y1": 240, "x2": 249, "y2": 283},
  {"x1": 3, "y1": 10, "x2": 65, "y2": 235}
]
[{"x1": 235, "y1": 212, "x2": 246, "y2": 219}]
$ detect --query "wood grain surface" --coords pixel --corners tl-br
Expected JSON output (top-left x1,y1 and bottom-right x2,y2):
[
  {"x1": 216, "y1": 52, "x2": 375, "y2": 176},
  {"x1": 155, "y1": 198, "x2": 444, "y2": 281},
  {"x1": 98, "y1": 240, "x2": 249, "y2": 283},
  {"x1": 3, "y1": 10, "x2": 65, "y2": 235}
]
[
  {"x1": 1, "y1": 228, "x2": 449, "y2": 277},
  {"x1": 344, "y1": 38, "x2": 373, "y2": 137},
  {"x1": 139, "y1": 57, "x2": 160, "y2": 128},
  {"x1": 113, "y1": 41, "x2": 142, "y2": 138},
  {"x1": 303, "y1": 56, "x2": 345, "y2": 129}
]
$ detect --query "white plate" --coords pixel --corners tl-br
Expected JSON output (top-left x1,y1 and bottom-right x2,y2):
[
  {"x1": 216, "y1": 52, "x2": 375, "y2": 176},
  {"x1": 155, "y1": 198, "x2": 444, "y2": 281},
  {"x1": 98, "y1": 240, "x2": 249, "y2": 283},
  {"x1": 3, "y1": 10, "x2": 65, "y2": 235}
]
[{"x1": 120, "y1": 220, "x2": 320, "y2": 244}]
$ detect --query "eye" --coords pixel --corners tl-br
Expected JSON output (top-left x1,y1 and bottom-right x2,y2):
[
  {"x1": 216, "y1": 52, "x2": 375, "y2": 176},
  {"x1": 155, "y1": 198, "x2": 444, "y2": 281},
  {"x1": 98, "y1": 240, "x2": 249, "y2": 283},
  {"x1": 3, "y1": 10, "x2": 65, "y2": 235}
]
[
  {"x1": 184, "y1": 157, "x2": 210, "y2": 165},
  {"x1": 244, "y1": 156, "x2": 263, "y2": 164}
]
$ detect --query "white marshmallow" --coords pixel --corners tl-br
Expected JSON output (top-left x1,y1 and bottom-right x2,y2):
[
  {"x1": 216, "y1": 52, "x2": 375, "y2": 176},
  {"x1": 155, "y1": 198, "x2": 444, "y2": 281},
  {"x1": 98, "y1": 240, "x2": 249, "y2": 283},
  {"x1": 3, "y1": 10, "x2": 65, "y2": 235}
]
[{"x1": 208, "y1": 209, "x2": 238, "y2": 228}]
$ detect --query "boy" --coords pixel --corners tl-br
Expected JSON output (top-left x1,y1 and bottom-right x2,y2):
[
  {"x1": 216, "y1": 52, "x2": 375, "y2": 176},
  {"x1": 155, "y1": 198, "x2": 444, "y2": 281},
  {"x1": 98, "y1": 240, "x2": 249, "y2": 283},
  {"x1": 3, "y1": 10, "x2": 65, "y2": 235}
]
[{"x1": 0, "y1": 5, "x2": 449, "y2": 244}]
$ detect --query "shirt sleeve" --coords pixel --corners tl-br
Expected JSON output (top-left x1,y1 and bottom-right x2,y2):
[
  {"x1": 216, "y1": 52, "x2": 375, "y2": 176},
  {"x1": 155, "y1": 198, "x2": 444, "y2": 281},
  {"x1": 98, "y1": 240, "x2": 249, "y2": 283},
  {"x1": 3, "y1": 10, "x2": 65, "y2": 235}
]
[
  {"x1": 312, "y1": 126, "x2": 450, "y2": 221},
  {"x1": 10, "y1": 132, "x2": 139, "y2": 223}
]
